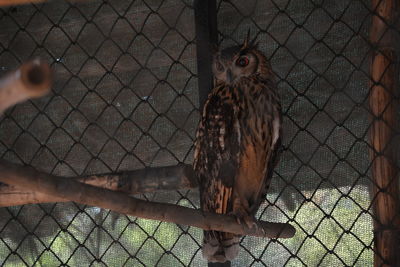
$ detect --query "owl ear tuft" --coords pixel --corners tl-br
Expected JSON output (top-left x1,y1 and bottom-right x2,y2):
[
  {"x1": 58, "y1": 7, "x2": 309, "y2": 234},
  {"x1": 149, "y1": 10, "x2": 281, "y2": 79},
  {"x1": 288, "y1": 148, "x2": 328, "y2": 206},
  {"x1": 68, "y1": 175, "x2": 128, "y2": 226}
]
[
  {"x1": 241, "y1": 29, "x2": 251, "y2": 49},
  {"x1": 249, "y1": 35, "x2": 258, "y2": 48},
  {"x1": 242, "y1": 30, "x2": 258, "y2": 50}
]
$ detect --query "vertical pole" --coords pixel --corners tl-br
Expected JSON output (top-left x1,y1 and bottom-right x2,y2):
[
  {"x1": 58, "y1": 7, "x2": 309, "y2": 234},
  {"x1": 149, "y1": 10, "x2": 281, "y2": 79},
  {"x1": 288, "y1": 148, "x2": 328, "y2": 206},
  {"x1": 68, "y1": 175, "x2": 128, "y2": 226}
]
[
  {"x1": 369, "y1": 1, "x2": 400, "y2": 266},
  {"x1": 194, "y1": 0, "x2": 218, "y2": 110},
  {"x1": 194, "y1": 2, "x2": 229, "y2": 267}
]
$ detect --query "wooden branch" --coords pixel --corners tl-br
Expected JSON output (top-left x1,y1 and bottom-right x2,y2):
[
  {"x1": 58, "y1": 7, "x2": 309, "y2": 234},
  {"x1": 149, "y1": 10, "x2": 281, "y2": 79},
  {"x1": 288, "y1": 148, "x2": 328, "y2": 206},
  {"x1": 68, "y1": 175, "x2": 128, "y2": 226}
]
[
  {"x1": 0, "y1": 59, "x2": 51, "y2": 113},
  {"x1": 0, "y1": 164, "x2": 198, "y2": 207},
  {"x1": 369, "y1": 1, "x2": 400, "y2": 266},
  {"x1": 0, "y1": 0, "x2": 46, "y2": 6},
  {"x1": 0, "y1": 159, "x2": 295, "y2": 238}
]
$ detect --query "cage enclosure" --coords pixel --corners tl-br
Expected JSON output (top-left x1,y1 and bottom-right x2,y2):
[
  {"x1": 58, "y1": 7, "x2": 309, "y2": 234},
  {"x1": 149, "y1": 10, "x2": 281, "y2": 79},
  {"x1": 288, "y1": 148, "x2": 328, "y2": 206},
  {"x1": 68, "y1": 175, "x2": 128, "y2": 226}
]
[{"x1": 0, "y1": 0, "x2": 399, "y2": 266}]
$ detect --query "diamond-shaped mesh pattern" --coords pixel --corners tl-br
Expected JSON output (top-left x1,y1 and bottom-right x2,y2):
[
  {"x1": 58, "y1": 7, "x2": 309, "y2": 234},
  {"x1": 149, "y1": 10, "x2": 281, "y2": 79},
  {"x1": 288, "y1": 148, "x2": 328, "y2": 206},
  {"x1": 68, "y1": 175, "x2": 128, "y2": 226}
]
[{"x1": 0, "y1": 0, "x2": 398, "y2": 266}]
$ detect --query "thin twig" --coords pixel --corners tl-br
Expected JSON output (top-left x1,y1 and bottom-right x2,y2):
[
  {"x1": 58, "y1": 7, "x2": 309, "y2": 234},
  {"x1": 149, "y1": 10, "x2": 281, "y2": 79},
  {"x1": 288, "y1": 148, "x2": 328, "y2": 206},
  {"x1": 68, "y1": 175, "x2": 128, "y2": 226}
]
[{"x1": 0, "y1": 159, "x2": 295, "y2": 238}]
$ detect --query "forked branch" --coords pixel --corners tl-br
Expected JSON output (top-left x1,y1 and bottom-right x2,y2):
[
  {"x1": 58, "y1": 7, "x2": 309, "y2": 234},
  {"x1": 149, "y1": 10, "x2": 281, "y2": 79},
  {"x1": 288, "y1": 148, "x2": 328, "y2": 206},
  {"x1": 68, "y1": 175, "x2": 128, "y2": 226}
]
[
  {"x1": 0, "y1": 160, "x2": 295, "y2": 238},
  {"x1": 0, "y1": 164, "x2": 197, "y2": 207}
]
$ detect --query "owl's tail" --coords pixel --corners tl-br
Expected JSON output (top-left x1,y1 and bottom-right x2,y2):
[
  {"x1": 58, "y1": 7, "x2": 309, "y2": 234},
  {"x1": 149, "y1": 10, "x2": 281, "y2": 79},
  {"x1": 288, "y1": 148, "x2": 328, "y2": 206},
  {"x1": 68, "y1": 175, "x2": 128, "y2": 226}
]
[{"x1": 202, "y1": 230, "x2": 241, "y2": 263}]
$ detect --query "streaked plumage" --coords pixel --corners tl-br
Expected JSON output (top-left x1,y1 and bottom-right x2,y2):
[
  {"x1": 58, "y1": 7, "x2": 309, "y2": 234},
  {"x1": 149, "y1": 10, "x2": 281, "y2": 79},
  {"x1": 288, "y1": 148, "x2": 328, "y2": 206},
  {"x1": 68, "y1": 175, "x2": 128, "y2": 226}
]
[{"x1": 193, "y1": 34, "x2": 282, "y2": 263}]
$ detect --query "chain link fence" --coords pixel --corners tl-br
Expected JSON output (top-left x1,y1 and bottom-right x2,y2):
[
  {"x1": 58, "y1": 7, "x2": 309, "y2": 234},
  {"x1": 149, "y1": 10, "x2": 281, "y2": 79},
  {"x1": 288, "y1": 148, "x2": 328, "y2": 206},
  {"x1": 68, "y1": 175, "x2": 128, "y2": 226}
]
[{"x1": 0, "y1": 0, "x2": 398, "y2": 266}]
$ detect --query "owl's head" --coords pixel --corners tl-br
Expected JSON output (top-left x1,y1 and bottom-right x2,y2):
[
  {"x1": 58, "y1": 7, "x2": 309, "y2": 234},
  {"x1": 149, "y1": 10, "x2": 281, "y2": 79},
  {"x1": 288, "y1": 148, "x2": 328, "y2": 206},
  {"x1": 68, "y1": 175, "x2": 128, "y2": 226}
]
[{"x1": 212, "y1": 33, "x2": 272, "y2": 85}]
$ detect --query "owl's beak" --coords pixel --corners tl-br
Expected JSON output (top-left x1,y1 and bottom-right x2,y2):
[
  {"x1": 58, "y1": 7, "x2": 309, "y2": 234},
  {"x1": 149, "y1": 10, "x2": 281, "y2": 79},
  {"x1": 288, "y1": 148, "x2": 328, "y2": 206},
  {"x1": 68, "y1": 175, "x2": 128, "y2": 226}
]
[{"x1": 226, "y1": 69, "x2": 233, "y2": 83}]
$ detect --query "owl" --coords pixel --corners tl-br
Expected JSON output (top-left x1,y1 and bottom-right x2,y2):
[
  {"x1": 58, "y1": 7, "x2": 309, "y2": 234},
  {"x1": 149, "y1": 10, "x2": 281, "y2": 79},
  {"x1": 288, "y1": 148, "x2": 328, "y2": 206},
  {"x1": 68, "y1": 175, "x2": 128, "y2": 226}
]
[{"x1": 193, "y1": 34, "x2": 282, "y2": 263}]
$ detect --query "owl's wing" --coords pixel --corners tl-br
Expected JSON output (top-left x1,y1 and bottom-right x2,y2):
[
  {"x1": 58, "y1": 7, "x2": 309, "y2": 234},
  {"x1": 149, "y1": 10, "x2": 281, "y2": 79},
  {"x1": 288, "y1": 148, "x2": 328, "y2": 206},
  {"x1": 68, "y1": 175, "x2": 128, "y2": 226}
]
[
  {"x1": 194, "y1": 91, "x2": 240, "y2": 215},
  {"x1": 251, "y1": 99, "x2": 282, "y2": 213},
  {"x1": 257, "y1": 134, "x2": 281, "y2": 209}
]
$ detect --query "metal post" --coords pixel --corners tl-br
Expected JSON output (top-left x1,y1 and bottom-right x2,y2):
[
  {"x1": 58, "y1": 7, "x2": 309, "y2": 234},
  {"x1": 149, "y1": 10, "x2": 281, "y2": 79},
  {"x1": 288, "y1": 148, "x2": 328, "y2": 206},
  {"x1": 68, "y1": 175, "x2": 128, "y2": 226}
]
[
  {"x1": 194, "y1": 0, "x2": 218, "y2": 110},
  {"x1": 194, "y1": 2, "x2": 231, "y2": 266}
]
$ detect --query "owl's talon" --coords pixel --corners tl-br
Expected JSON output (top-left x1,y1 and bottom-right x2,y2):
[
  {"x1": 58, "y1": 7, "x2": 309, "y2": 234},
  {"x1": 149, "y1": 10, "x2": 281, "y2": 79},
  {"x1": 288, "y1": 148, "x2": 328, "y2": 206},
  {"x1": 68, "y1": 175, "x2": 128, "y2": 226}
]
[
  {"x1": 256, "y1": 221, "x2": 266, "y2": 236},
  {"x1": 242, "y1": 218, "x2": 265, "y2": 234},
  {"x1": 228, "y1": 211, "x2": 243, "y2": 225},
  {"x1": 229, "y1": 211, "x2": 258, "y2": 231},
  {"x1": 236, "y1": 217, "x2": 242, "y2": 225},
  {"x1": 244, "y1": 217, "x2": 258, "y2": 231}
]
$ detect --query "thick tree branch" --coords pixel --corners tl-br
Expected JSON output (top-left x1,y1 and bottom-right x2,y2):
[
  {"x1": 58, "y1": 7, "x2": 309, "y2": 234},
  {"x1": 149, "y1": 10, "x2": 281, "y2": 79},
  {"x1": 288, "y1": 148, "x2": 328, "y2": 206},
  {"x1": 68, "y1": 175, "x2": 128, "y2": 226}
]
[
  {"x1": 0, "y1": 159, "x2": 295, "y2": 238},
  {"x1": 0, "y1": 164, "x2": 197, "y2": 207}
]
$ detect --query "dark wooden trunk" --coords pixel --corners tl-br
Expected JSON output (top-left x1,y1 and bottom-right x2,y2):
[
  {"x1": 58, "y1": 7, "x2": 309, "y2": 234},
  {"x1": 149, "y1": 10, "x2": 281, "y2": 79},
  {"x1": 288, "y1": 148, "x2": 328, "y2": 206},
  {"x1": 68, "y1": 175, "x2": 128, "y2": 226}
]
[{"x1": 369, "y1": 0, "x2": 400, "y2": 266}]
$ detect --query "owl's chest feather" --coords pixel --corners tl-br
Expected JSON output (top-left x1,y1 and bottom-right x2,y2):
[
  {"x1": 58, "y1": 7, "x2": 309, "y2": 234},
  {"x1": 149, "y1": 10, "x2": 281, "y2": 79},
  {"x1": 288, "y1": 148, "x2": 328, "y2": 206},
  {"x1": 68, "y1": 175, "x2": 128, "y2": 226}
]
[{"x1": 216, "y1": 79, "x2": 280, "y2": 148}]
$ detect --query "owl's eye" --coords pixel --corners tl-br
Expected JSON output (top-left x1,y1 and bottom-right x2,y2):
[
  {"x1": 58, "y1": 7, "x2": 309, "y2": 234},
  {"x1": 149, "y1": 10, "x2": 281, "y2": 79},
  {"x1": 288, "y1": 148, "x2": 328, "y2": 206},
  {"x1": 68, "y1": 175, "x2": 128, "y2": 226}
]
[
  {"x1": 216, "y1": 62, "x2": 224, "y2": 72},
  {"x1": 236, "y1": 57, "x2": 249, "y2": 67}
]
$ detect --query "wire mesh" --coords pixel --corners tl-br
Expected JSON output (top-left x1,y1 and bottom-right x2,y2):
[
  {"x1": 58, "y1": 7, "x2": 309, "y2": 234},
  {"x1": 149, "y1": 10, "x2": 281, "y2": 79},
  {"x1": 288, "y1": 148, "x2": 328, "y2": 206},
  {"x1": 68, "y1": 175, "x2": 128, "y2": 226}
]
[{"x1": 0, "y1": 0, "x2": 397, "y2": 266}]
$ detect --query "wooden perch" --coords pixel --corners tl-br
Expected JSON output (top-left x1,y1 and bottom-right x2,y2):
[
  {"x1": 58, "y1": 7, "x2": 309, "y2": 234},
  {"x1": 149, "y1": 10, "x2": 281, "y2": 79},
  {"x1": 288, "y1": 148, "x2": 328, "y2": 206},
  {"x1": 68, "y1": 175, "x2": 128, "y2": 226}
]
[
  {"x1": 0, "y1": 164, "x2": 198, "y2": 207},
  {"x1": 0, "y1": 59, "x2": 51, "y2": 114},
  {"x1": 0, "y1": 0, "x2": 46, "y2": 6},
  {"x1": 0, "y1": 159, "x2": 295, "y2": 238},
  {"x1": 369, "y1": 0, "x2": 400, "y2": 266}
]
